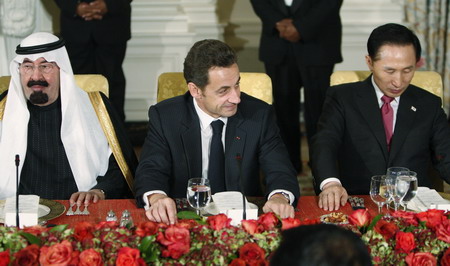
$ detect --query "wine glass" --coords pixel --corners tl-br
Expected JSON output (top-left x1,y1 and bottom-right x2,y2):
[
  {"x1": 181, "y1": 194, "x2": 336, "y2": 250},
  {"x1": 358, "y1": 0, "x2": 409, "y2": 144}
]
[
  {"x1": 370, "y1": 175, "x2": 389, "y2": 213},
  {"x1": 386, "y1": 167, "x2": 409, "y2": 211},
  {"x1": 388, "y1": 174, "x2": 410, "y2": 211},
  {"x1": 186, "y1": 178, "x2": 211, "y2": 215},
  {"x1": 400, "y1": 171, "x2": 418, "y2": 210}
]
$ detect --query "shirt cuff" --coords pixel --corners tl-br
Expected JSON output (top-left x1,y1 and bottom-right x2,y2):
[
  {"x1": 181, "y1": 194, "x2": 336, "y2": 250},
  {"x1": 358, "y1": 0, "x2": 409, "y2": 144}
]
[
  {"x1": 142, "y1": 190, "x2": 167, "y2": 210},
  {"x1": 320, "y1": 178, "x2": 342, "y2": 191},
  {"x1": 268, "y1": 189, "x2": 295, "y2": 205}
]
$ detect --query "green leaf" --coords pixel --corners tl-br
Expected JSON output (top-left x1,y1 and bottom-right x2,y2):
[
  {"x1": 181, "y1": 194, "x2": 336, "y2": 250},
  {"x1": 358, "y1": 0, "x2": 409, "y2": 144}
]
[
  {"x1": 49, "y1": 224, "x2": 68, "y2": 233},
  {"x1": 177, "y1": 211, "x2": 201, "y2": 220},
  {"x1": 19, "y1": 232, "x2": 41, "y2": 246},
  {"x1": 139, "y1": 235, "x2": 160, "y2": 263},
  {"x1": 367, "y1": 214, "x2": 383, "y2": 231}
]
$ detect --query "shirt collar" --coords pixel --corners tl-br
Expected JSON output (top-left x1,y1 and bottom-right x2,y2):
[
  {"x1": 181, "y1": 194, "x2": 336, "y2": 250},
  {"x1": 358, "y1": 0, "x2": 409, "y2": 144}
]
[
  {"x1": 371, "y1": 75, "x2": 400, "y2": 105},
  {"x1": 193, "y1": 97, "x2": 228, "y2": 130}
]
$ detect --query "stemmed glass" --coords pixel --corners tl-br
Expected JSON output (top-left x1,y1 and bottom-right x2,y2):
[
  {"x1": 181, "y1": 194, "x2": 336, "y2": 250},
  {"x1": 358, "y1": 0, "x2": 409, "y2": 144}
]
[
  {"x1": 186, "y1": 178, "x2": 211, "y2": 215},
  {"x1": 400, "y1": 171, "x2": 418, "y2": 210},
  {"x1": 387, "y1": 174, "x2": 410, "y2": 211},
  {"x1": 386, "y1": 167, "x2": 410, "y2": 211},
  {"x1": 370, "y1": 175, "x2": 389, "y2": 213}
]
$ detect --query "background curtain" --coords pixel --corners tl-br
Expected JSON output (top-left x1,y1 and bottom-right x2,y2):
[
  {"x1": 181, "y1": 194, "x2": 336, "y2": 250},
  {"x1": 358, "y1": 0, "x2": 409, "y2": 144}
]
[{"x1": 404, "y1": 0, "x2": 450, "y2": 114}]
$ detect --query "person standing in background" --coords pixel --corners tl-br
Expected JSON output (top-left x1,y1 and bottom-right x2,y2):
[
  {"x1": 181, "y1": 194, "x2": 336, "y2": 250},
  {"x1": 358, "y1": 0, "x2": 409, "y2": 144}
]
[
  {"x1": 54, "y1": 0, "x2": 131, "y2": 122},
  {"x1": 250, "y1": 0, "x2": 343, "y2": 173}
]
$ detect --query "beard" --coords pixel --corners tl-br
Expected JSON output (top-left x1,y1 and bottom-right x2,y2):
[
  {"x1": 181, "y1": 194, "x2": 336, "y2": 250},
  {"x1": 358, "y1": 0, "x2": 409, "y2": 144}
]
[
  {"x1": 27, "y1": 80, "x2": 49, "y2": 104},
  {"x1": 29, "y1": 91, "x2": 49, "y2": 104}
]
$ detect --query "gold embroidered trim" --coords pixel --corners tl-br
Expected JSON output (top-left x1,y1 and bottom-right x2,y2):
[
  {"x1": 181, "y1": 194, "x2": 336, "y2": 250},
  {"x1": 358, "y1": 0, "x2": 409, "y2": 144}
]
[
  {"x1": 0, "y1": 96, "x2": 6, "y2": 121},
  {"x1": 88, "y1": 92, "x2": 134, "y2": 194}
]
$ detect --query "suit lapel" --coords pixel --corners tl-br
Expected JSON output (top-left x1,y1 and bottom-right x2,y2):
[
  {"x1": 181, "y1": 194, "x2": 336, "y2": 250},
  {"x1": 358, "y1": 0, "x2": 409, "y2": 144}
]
[
  {"x1": 224, "y1": 110, "x2": 246, "y2": 191},
  {"x1": 290, "y1": 0, "x2": 304, "y2": 13},
  {"x1": 180, "y1": 95, "x2": 203, "y2": 178},
  {"x1": 274, "y1": 0, "x2": 290, "y2": 16},
  {"x1": 356, "y1": 79, "x2": 389, "y2": 160},
  {"x1": 389, "y1": 86, "x2": 418, "y2": 162}
]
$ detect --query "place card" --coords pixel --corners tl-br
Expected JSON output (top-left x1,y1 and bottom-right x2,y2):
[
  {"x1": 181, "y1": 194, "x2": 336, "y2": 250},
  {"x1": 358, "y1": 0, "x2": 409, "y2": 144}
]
[
  {"x1": 211, "y1": 191, "x2": 258, "y2": 226},
  {"x1": 4, "y1": 195, "x2": 40, "y2": 228}
]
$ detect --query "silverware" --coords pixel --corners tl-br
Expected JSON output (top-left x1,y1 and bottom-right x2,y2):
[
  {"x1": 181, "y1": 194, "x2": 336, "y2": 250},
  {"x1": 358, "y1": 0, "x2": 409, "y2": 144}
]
[
  {"x1": 66, "y1": 203, "x2": 75, "y2": 216},
  {"x1": 81, "y1": 205, "x2": 90, "y2": 215},
  {"x1": 348, "y1": 196, "x2": 366, "y2": 209}
]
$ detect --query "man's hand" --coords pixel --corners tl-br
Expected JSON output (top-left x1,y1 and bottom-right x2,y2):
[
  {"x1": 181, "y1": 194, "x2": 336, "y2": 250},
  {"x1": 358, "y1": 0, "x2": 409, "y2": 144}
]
[
  {"x1": 262, "y1": 193, "x2": 295, "y2": 219},
  {"x1": 76, "y1": 0, "x2": 108, "y2": 21},
  {"x1": 318, "y1": 182, "x2": 348, "y2": 211},
  {"x1": 276, "y1": 19, "x2": 300, "y2": 42},
  {"x1": 70, "y1": 189, "x2": 105, "y2": 206},
  {"x1": 145, "y1": 194, "x2": 177, "y2": 225}
]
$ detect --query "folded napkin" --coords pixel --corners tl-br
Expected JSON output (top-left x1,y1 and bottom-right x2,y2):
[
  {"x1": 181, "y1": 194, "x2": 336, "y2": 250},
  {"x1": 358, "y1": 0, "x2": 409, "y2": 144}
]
[
  {"x1": 408, "y1": 187, "x2": 450, "y2": 212},
  {"x1": 4, "y1": 195, "x2": 40, "y2": 228},
  {"x1": 211, "y1": 191, "x2": 258, "y2": 226}
]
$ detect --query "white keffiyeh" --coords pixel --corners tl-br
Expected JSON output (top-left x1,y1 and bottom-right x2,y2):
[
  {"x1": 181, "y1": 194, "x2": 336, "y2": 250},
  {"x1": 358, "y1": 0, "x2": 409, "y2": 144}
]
[{"x1": 0, "y1": 32, "x2": 111, "y2": 199}]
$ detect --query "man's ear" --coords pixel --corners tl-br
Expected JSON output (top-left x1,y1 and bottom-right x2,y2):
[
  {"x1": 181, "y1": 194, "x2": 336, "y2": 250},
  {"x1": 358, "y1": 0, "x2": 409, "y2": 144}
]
[
  {"x1": 365, "y1": 55, "x2": 374, "y2": 71},
  {"x1": 188, "y1": 82, "x2": 201, "y2": 99}
]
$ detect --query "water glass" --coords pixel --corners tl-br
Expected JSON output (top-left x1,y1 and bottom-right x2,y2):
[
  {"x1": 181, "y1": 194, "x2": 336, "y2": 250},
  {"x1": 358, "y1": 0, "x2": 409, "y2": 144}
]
[
  {"x1": 400, "y1": 171, "x2": 418, "y2": 210},
  {"x1": 186, "y1": 178, "x2": 211, "y2": 215},
  {"x1": 370, "y1": 175, "x2": 389, "y2": 213}
]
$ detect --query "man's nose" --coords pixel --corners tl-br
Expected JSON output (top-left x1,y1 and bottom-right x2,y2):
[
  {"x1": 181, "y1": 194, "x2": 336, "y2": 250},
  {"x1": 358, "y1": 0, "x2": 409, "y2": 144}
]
[
  {"x1": 229, "y1": 87, "x2": 241, "y2": 104},
  {"x1": 30, "y1": 67, "x2": 44, "y2": 80}
]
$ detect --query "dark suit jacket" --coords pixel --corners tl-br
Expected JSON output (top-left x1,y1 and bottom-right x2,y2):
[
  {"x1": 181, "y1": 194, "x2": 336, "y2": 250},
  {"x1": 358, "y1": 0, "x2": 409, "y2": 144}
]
[
  {"x1": 134, "y1": 92, "x2": 300, "y2": 207},
  {"x1": 250, "y1": 0, "x2": 343, "y2": 66},
  {"x1": 311, "y1": 77, "x2": 450, "y2": 194},
  {"x1": 54, "y1": 0, "x2": 131, "y2": 44}
]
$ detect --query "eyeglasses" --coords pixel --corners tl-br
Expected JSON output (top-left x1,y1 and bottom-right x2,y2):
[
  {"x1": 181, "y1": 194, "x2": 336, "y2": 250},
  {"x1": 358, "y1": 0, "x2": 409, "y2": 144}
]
[{"x1": 19, "y1": 62, "x2": 56, "y2": 75}]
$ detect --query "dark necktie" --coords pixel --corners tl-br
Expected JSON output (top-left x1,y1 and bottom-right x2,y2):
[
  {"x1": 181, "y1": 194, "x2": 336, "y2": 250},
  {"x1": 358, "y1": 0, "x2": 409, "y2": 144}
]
[
  {"x1": 208, "y1": 120, "x2": 226, "y2": 193},
  {"x1": 381, "y1": 95, "x2": 394, "y2": 151}
]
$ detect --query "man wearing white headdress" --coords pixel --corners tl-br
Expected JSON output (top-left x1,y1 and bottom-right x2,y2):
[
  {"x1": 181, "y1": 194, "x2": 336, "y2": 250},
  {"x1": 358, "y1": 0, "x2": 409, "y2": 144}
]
[{"x1": 0, "y1": 32, "x2": 137, "y2": 206}]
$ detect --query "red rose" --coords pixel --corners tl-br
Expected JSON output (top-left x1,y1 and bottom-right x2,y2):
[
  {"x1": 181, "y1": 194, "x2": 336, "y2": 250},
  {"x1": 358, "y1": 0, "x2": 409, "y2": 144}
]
[
  {"x1": 135, "y1": 221, "x2": 158, "y2": 237},
  {"x1": 73, "y1": 221, "x2": 95, "y2": 241},
  {"x1": 392, "y1": 211, "x2": 418, "y2": 226},
  {"x1": 229, "y1": 258, "x2": 247, "y2": 266},
  {"x1": 177, "y1": 219, "x2": 198, "y2": 230},
  {"x1": 39, "y1": 240, "x2": 79, "y2": 266},
  {"x1": 12, "y1": 244, "x2": 39, "y2": 266},
  {"x1": 375, "y1": 219, "x2": 399, "y2": 240},
  {"x1": 157, "y1": 225, "x2": 190, "y2": 259},
  {"x1": 257, "y1": 212, "x2": 279, "y2": 230},
  {"x1": 242, "y1": 220, "x2": 263, "y2": 234},
  {"x1": 22, "y1": 225, "x2": 48, "y2": 236},
  {"x1": 395, "y1": 231, "x2": 416, "y2": 253},
  {"x1": 348, "y1": 208, "x2": 371, "y2": 227},
  {"x1": 95, "y1": 221, "x2": 118, "y2": 230},
  {"x1": 0, "y1": 250, "x2": 10, "y2": 266},
  {"x1": 416, "y1": 209, "x2": 445, "y2": 229},
  {"x1": 207, "y1": 214, "x2": 231, "y2": 231},
  {"x1": 239, "y1": 243, "x2": 266, "y2": 265},
  {"x1": 78, "y1": 249, "x2": 102, "y2": 266},
  {"x1": 405, "y1": 252, "x2": 437, "y2": 266},
  {"x1": 440, "y1": 248, "x2": 450, "y2": 266},
  {"x1": 435, "y1": 219, "x2": 450, "y2": 243},
  {"x1": 116, "y1": 247, "x2": 145, "y2": 266},
  {"x1": 281, "y1": 218, "x2": 301, "y2": 230}
]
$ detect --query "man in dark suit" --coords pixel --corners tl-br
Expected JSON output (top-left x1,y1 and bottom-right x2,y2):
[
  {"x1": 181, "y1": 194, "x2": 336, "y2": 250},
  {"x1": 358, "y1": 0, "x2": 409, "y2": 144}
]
[
  {"x1": 312, "y1": 23, "x2": 450, "y2": 211},
  {"x1": 134, "y1": 39, "x2": 300, "y2": 224},
  {"x1": 250, "y1": 0, "x2": 343, "y2": 173},
  {"x1": 54, "y1": 0, "x2": 131, "y2": 122}
]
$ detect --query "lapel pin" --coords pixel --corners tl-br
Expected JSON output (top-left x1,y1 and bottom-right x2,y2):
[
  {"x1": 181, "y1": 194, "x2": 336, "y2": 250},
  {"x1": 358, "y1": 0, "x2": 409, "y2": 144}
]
[
  {"x1": 235, "y1": 136, "x2": 240, "y2": 140},
  {"x1": 411, "y1": 106, "x2": 416, "y2": 112}
]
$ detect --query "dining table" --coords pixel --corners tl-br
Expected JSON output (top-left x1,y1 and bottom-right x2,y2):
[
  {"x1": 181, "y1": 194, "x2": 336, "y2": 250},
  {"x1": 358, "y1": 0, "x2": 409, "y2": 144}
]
[{"x1": 46, "y1": 195, "x2": 383, "y2": 226}]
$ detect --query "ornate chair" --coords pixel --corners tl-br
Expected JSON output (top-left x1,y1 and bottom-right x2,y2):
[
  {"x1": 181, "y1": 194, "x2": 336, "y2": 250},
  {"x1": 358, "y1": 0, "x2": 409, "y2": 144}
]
[
  {"x1": 330, "y1": 70, "x2": 445, "y2": 191},
  {"x1": 157, "y1": 72, "x2": 273, "y2": 104},
  {"x1": 330, "y1": 70, "x2": 443, "y2": 101},
  {"x1": 0, "y1": 74, "x2": 134, "y2": 193}
]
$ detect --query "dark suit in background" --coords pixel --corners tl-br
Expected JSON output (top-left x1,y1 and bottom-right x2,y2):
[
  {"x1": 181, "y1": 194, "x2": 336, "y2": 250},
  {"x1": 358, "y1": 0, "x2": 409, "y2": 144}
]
[
  {"x1": 250, "y1": 0, "x2": 343, "y2": 173},
  {"x1": 54, "y1": 0, "x2": 131, "y2": 122},
  {"x1": 134, "y1": 92, "x2": 300, "y2": 207},
  {"x1": 312, "y1": 77, "x2": 450, "y2": 194}
]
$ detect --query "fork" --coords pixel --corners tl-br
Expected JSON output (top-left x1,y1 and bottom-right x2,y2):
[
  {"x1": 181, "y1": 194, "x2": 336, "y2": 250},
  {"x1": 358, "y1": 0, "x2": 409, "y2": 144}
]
[
  {"x1": 73, "y1": 205, "x2": 83, "y2": 215},
  {"x1": 66, "y1": 203, "x2": 75, "y2": 216},
  {"x1": 81, "y1": 205, "x2": 90, "y2": 215}
]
